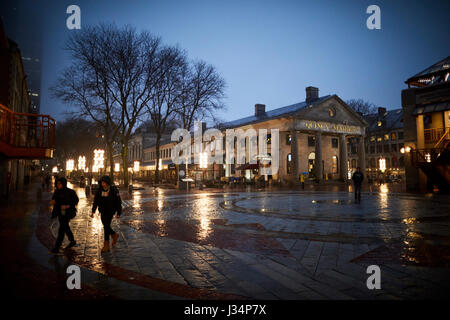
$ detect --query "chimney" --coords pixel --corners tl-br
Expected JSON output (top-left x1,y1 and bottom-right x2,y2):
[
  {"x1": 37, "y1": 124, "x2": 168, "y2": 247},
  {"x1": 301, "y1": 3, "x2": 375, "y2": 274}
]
[
  {"x1": 378, "y1": 107, "x2": 387, "y2": 116},
  {"x1": 255, "y1": 104, "x2": 266, "y2": 117},
  {"x1": 305, "y1": 86, "x2": 319, "y2": 103}
]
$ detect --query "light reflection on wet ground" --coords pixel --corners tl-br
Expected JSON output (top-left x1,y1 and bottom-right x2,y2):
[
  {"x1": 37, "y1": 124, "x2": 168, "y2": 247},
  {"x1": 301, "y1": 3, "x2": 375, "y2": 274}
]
[
  {"x1": 111, "y1": 184, "x2": 450, "y2": 267},
  {"x1": 33, "y1": 181, "x2": 450, "y2": 299}
]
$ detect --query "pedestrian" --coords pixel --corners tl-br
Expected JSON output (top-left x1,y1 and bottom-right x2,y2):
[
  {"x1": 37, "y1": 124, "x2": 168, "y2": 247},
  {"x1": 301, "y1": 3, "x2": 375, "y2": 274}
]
[
  {"x1": 91, "y1": 176, "x2": 122, "y2": 253},
  {"x1": 50, "y1": 177, "x2": 78, "y2": 254},
  {"x1": 300, "y1": 174, "x2": 305, "y2": 190},
  {"x1": 352, "y1": 167, "x2": 364, "y2": 203}
]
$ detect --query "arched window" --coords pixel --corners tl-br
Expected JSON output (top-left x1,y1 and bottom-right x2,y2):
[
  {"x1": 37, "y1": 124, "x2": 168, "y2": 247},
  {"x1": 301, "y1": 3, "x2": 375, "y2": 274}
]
[
  {"x1": 308, "y1": 152, "x2": 315, "y2": 173},
  {"x1": 332, "y1": 156, "x2": 338, "y2": 174},
  {"x1": 287, "y1": 153, "x2": 292, "y2": 174}
]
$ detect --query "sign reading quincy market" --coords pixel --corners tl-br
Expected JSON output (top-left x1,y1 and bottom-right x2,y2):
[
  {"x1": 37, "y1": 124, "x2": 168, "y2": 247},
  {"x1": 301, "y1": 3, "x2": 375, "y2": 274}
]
[{"x1": 296, "y1": 120, "x2": 363, "y2": 135}]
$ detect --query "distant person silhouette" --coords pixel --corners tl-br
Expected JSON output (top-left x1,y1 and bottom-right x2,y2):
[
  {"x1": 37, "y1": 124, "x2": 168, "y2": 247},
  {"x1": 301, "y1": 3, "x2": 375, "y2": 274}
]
[{"x1": 352, "y1": 167, "x2": 364, "y2": 203}]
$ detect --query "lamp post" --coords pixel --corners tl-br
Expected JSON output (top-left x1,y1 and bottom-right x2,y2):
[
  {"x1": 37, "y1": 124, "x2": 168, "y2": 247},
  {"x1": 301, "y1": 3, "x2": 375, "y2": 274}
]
[
  {"x1": 78, "y1": 156, "x2": 86, "y2": 171},
  {"x1": 93, "y1": 149, "x2": 105, "y2": 179},
  {"x1": 199, "y1": 152, "x2": 208, "y2": 189}
]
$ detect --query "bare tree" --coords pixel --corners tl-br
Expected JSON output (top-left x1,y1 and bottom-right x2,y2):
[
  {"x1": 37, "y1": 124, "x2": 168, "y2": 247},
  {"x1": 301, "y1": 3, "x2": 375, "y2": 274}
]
[
  {"x1": 346, "y1": 98, "x2": 377, "y2": 116},
  {"x1": 177, "y1": 60, "x2": 226, "y2": 131},
  {"x1": 51, "y1": 24, "x2": 161, "y2": 187},
  {"x1": 145, "y1": 46, "x2": 187, "y2": 184}
]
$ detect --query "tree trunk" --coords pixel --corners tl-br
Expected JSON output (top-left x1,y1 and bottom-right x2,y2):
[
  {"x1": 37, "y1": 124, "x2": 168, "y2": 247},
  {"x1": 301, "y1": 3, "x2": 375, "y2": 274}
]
[
  {"x1": 121, "y1": 143, "x2": 129, "y2": 187},
  {"x1": 155, "y1": 134, "x2": 161, "y2": 184},
  {"x1": 107, "y1": 141, "x2": 114, "y2": 184}
]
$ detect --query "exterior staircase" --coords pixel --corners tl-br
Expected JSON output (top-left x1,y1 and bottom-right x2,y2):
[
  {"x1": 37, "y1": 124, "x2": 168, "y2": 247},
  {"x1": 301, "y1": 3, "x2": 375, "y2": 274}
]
[{"x1": 411, "y1": 128, "x2": 450, "y2": 193}]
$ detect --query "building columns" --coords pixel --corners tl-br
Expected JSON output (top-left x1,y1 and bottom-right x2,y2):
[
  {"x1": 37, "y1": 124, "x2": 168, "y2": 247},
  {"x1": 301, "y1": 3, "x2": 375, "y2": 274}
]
[
  {"x1": 358, "y1": 135, "x2": 366, "y2": 176},
  {"x1": 416, "y1": 115, "x2": 425, "y2": 149},
  {"x1": 315, "y1": 132, "x2": 323, "y2": 181},
  {"x1": 339, "y1": 134, "x2": 348, "y2": 181},
  {"x1": 290, "y1": 129, "x2": 299, "y2": 184}
]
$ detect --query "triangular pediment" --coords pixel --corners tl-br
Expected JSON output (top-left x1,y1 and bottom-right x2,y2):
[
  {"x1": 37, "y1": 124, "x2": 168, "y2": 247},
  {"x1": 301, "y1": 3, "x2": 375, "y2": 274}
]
[
  {"x1": 293, "y1": 95, "x2": 368, "y2": 135},
  {"x1": 294, "y1": 95, "x2": 368, "y2": 127}
]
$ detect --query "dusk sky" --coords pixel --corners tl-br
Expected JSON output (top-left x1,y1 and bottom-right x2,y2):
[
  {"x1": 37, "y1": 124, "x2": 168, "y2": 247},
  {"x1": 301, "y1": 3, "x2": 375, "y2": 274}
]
[{"x1": 2, "y1": 0, "x2": 450, "y2": 122}]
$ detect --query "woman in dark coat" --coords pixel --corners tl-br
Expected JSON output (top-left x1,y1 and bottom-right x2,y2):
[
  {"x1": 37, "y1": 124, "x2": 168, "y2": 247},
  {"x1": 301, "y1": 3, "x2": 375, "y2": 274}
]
[
  {"x1": 50, "y1": 177, "x2": 79, "y2": 253},
  {"x1": 91, "y1": 176, "x2": 122, "y2": 252}
]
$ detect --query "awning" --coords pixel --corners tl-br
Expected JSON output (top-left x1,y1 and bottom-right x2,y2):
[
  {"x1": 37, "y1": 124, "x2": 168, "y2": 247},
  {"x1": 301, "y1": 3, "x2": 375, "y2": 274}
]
[
  {"x1": 236, "y1": 163, "x2": 259, "y2": 170},
  {"x1": 412, "y1": 102, "x2": 450, "y2": 115}
]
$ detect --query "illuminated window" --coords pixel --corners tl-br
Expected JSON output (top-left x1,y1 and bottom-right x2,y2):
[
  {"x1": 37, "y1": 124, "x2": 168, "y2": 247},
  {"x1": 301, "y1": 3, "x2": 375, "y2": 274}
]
[
  {"x1": 370, "y1": 136, "x2": 375, "y2": 142},
  {"x1": 377, "y1": 121, "x2": 382, "y2": 127},
  {"x1": 384, "y1": 134, "x2": 389, "y2": 141},
  {"x1": 287, "y1": 153, "x2": 292, "y2": 174},
  {"x1": 308, "y1": 152, "x2": 315, "y2": 173},
  {"x1": 332, "y1": 156, "x2": 338, "y2": 174},
  {"x1": 376, "y1": 136, "x2": 382, "y2": 142},
  {"x1": 391, "y1": 132, "x2": 397, "y2": 140}
]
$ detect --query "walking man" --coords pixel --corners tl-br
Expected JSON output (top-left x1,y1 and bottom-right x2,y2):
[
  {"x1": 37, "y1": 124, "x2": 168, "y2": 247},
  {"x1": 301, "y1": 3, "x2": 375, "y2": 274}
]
[
  {"x1": 352, "y1": 167, "x2": 364, "y2": 203},
  {"x1": 50, "y1": 177, "x2": 78, "y2": 253},
  {"x1": 91, "y1": 176, "x2": 122, "y2": 253}
]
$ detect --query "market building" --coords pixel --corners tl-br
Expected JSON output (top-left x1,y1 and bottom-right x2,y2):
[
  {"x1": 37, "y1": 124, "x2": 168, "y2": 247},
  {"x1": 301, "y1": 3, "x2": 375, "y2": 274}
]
[
  {"x1": 402, "y1": 56, "x2": 450, "y2": 192},
  {"x1": 125, "y1": 87, "x2": 368, "y2": 187},
  {"x1": 219, "y1": 86, "x2": 368, "y2": 185}
]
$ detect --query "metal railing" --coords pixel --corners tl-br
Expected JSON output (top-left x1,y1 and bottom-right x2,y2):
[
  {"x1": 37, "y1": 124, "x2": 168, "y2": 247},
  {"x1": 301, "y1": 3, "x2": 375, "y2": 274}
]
[
  {"x1": 424, "y1": 127, "x2": 445, "y2": 143},
  {"x1": 434, "y1": 127, "x2": 450, "y2": 148},
  {"x1": 0, "y1": 103, "x2": 55, "y2": 153},
  {"x1": 410, "y1": 148, "x2": 446, "y2": 166}
]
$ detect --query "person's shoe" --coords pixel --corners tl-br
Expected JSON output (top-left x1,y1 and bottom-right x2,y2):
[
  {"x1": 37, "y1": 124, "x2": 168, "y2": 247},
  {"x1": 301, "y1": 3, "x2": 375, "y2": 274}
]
[
  {"x1": 111, "y1": 233, "x2": 119, "y2": 246},
  {"x1": 101, "y1": 241, "x2": 110, "y2": 253},
  {"x1": 50, "y1": 247, "x2": 60, "y2": 254},
  {"x1": 65, "y1": 241, "x2": 77, "y2": 249}
]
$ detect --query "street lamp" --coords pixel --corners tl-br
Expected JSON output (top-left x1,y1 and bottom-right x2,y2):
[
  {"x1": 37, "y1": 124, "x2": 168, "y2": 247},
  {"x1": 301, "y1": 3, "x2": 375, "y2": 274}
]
[
  {"x1": 379, "y1": 158, "x2": 386, "y2": 173},
  {"x1": 134, "y1": 161, "x2": 140, "y2": 177},
  {"x1": 93, "y1": 149, "x2": 105, "y2": 174},
  {"x1": 66, "y1": 159, "x2": 74, "y2": 171},
  {"x1": 199, "y1": 152, "x2": 208, "y2": 169},
  {"x1": 78, "y1": 156, "x2": 86, "y2": 171}
]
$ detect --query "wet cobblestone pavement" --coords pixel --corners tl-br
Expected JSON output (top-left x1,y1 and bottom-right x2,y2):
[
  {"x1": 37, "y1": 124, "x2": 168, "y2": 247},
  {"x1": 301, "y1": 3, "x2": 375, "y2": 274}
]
[{"x1": 3, "y1": 181, "x2": 450, "y2": 299}]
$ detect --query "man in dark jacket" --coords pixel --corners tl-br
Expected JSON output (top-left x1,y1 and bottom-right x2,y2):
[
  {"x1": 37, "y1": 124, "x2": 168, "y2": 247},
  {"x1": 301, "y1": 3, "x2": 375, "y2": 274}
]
[
  {"x1": 50, "y1": 177, "x2": 79, "y2": 253},
  {"x1": 352, "y1": 167, "x2": 364, "y2": 203},
  {"x1": 91, "y1": 176, "x2": 122, "y2": 253}
]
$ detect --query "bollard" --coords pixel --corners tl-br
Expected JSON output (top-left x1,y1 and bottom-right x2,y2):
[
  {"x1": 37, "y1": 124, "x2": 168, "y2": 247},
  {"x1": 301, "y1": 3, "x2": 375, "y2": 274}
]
[{"x1": 128, "y1": 184, "x2": 133, "y2": 194}]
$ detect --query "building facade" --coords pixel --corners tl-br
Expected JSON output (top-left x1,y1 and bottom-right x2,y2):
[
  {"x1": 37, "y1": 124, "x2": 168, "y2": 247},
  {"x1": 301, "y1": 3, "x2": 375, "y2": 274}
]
[
  {"x1": 129, "y1": 87, "x2": 368, "y2": 186},
  {"x1": 218, "y1": 87, "x2": 368, "y2": 185},
  {"x1": 363, "y1": 107, "x2": 405, "y2": 182},
  {"x1": 0, "y1": 19, "x2": 55, "y2": 197},
  {"x1": 402, "y1": 56, "x2": 450, "y2": 192}
]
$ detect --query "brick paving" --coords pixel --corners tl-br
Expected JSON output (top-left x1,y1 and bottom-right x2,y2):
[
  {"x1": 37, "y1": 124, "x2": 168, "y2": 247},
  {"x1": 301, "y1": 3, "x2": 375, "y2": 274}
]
[{"x1": 3, "y1": 181, "x2": 450, "y2": 299}]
